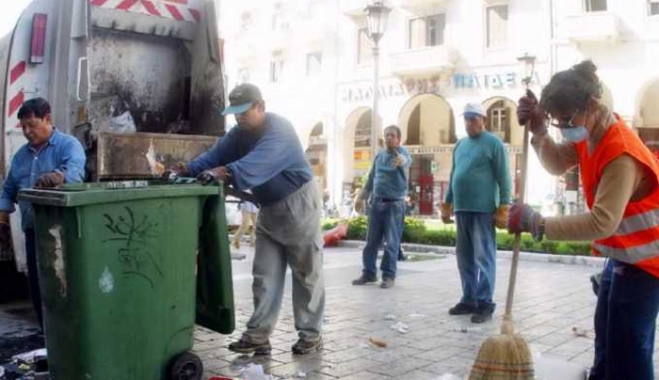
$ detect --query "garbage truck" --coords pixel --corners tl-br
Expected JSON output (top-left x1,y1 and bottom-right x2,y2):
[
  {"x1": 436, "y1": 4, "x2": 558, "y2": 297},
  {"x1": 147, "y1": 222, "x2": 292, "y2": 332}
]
[{"x1": 0, "y1": 0, "x2": 226, "y2": 292}]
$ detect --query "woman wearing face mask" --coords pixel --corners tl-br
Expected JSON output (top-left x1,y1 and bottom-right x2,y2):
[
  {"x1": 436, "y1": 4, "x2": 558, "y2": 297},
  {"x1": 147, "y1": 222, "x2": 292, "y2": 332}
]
[{"x1": 512, "y1": 60, "x2": 659, "y2": 380}]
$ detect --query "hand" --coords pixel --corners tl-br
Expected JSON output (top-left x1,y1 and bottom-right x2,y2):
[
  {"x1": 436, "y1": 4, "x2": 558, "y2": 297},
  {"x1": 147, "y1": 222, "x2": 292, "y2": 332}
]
[
  {"x1": 517, "y1": 89, "x2": 548, "y2": 136},
  {"x1": 390, "y1": 150, "x2": 405, "y2": 167},
  {"x1": 507, "y1": 203, "x2": 544, "y2": 240},
  {"x1": 440, "y1": 203, "x2": 453, "y2": 224},
  {"x1": 161, "y1": 162, "x2": 189, "y2": 181},
  {"x1": 197, "y1": 166, "x2": 231, "y2": 185},
  {"x1": 494, "y1": 205, "x2": 510, "y2": 229},
  {"x1": 35, "y1": 172, "x2": 64, "y2": 188},
  {"x1": 354, "y1": 199, "x2": 365, "y2": 214}
]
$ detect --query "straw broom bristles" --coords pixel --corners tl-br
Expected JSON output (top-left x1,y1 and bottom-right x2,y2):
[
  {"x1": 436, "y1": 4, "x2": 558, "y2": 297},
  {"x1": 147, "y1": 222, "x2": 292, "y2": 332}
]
[{"x1": 468, "y1": 316, "x2": 534, "y2": 380}]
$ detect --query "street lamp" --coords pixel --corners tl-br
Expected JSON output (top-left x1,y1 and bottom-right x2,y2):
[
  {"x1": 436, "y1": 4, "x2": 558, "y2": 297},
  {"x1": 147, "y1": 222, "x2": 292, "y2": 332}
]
[
  {"x1": 517, "y1": 52, "x2": 537, "y2": 88},
  {"x1": 365, "y1": 0, "x2": 391, "y2": 161}
]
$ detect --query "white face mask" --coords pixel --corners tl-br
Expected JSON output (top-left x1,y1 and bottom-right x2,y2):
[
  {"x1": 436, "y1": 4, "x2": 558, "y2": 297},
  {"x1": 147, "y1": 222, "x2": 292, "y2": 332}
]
[{"x1": 561, "y1": 126, "x2": 589, "y2": 142}]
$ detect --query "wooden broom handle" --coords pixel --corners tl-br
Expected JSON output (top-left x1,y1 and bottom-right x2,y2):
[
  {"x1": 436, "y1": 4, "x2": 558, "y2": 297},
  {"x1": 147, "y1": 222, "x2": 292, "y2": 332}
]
[{"x1": 503, "y1": 122, "x2": 531, "y2": 322}]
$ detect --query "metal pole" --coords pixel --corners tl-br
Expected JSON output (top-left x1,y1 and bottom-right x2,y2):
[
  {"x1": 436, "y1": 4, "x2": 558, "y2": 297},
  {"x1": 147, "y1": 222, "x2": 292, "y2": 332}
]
[{"x1": 371, "y1": 43, "x2": 380, "y2": 162}]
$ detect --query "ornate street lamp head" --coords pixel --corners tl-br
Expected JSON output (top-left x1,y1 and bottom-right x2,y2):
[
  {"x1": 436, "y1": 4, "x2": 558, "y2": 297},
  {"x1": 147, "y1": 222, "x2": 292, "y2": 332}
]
[
  {"x1": 517, "y1": 52, "x2": 537, "y2": 86},
  {"x1": 364, "y1": 0, "x2": 391, "y2": 44}
]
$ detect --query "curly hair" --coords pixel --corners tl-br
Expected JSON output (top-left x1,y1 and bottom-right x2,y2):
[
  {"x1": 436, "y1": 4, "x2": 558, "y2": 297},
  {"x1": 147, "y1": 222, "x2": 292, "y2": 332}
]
[{"x1": 540, "y1": 60, "x2": 603, "y2": 115}]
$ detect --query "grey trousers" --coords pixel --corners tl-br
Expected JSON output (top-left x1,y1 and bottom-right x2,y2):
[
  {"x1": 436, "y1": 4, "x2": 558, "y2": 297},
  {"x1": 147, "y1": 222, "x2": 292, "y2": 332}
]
[{"x1": 243, "y1": 180, "x2": 325, "y2": 344}]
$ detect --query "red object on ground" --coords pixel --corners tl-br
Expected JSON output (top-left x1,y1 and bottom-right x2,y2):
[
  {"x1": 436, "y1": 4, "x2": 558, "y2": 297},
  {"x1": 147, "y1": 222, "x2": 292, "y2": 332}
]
[
  {"x1": 208, "y1": 377, "x2": 238, "y2": 380},
  {"x1": 323, "y1": 223, "x2": 348, "y2": 247}
]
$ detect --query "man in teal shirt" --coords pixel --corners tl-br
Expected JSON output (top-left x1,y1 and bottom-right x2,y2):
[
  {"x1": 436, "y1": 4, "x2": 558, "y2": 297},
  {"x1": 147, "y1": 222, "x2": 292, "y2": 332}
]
[
  {"x1": 442, "y1": 103, "x2": 511, "y2": 323},
  {"x1": 353, "y1": 125, "x2": 412, "y2": 289}
]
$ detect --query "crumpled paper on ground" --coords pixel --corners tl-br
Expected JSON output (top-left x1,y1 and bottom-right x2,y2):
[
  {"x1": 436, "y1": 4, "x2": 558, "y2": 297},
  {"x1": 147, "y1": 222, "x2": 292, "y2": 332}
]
[
  {"x1": 240, "y1": 363, "x2": 274, "y2": 380},
  {"x1": 390, "y1": 321, "x2": 409, "y2": 334}
]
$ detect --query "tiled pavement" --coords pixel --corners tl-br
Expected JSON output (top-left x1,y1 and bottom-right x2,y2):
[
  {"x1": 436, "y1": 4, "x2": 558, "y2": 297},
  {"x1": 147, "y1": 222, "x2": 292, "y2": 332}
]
[{"x1": 193, "y1": 247, "x2": 633, "y2": 380}]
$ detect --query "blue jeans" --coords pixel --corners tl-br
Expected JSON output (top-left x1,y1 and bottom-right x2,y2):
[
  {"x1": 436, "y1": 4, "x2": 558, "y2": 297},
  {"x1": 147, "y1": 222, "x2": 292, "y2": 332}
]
[
  {"x1": 362, "y1": 199, "x2": 405, "y2": 280},
  {"x1": 589, "y1": 259, "x2": 659, "y2": 380},
  {"x1": 455, "y1": 212, "x2": 496, "y2": 312}
]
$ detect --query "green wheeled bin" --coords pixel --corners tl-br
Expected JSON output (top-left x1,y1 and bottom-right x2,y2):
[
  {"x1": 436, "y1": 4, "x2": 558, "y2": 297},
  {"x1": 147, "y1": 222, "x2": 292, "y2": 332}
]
[{"x1": 18, "y1": 181, "x2": 235, "y2": 380}]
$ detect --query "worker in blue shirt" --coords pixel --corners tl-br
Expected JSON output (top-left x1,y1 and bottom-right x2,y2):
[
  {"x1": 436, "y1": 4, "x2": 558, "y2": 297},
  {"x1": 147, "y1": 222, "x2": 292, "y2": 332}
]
[
  {"x1": 441, "y1": 103, "x2": 511, "y2": 324},
  {"x1": 0, "y1": 98, "x2": 86, "y2": 329},
  {"x1": 352, "y1": 125, "x2": 412, "y2": 289},
  {"x1": 170, "y1": 83, "x2": 324, "y2": 356}
]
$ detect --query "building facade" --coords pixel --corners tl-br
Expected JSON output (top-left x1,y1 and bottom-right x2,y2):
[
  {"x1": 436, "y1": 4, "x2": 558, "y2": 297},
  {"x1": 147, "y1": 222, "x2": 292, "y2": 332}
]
[{"x1": 220, "y1": 0, "x2": 659, "y2": 216}]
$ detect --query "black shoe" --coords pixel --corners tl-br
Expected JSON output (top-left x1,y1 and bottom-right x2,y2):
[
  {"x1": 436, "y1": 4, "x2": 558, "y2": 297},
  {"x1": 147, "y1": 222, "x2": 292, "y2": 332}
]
[
  {"x1": 398, "y1": 248, "x2": 407, "y2": 261},
  {"x1": 471, "y1": 311, "x2": 493, "y2": 324},
  {"x1": 292, "y1": 338, "x2": 322, "y2": 355},
  {"x1": 228, "y1": 339, "x2": 272, "y2": 355},
  {"x1": 352, "y1": 275, "x2": 377, "y2": 285},
  {"x1": 590, "y1": 272, "x2": 602, "y2": 296},
  {"x1": 448, "y1": 302, "x2": 477, "y2": 315}
]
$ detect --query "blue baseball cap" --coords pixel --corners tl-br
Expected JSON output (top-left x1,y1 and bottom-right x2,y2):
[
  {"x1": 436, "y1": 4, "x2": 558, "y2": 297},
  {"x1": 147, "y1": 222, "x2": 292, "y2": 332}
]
[{"x1": 222, "y1": 83, "x2": 263, "y2": 115}]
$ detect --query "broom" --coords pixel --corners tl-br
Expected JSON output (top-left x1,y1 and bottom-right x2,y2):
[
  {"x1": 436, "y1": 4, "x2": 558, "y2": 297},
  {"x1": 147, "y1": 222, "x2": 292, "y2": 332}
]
[{"x1": 468, "y1": 99, "x2": 535, "y2": 380}]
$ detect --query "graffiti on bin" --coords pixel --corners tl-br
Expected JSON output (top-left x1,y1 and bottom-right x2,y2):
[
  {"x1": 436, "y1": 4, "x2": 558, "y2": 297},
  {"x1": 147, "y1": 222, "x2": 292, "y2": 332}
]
[{"x1": 103, "y1": 206, "x2": 163, "y2": 288}]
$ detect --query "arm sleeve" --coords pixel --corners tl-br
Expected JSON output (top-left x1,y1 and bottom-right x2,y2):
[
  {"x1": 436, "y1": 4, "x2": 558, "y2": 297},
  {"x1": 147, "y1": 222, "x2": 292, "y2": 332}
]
[
  {"x1": 226, "y1": 128, "x2": 300, "y2": 190},
  {"x1": 59, "y1": 139, "x2": 86, "y2": 183},
  {"x1": 531, "y1": 133, "x2": 579, "y2": 175},
  {"x1": 361, "y1": 160, "x2": 376, "y2": 199},
  {"x1": 545, "y1": 154, "x2": 643, "y2": 241},
  {"x1": 445, "y1": 148, "x2": 457, "y2": 204},
  {"x1": 186, "y1": 135, "x2": 232, "y2": 177},
  {"x1": 399, "y1": 148, "x2": 412, "y2": 169},
  {"x1": 0, "y1": 162, "x2": 18, "y2": 213},
  {"x1": 495, "y1": 141, "x2": 512, "y2": 205}
]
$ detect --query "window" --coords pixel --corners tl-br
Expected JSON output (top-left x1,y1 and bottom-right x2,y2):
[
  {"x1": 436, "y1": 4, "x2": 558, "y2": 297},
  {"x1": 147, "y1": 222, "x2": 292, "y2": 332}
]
[
  {"x1": 650, "y1": 0, "x2": 659, "y2": 16},
  {"x1": 240, "y1": 12, "x2": 252, "y2": 31},
  {"x1": 272, "y1": 3, "x2": 289, "y2": 31},
  {"x1": 357, "y1": 28, "x2": 373, "y2": 65},
  {"x1": 409, "y1": 14, "x2": 446, "y2": 49},
  {"x1": 486, "y1": 5, "x2": 508, "y2": 48},
  {"x1": 306, "y1": 52, "x2": 323, "y2": 76},
  {"x1": 270, "y1": 59, "x2": 283, "y2": 83},
  {"x1": 585, "y1": 0, "x2": 607, "y2": 12},
  {"x1": 487, "y1": 101, "x2": 510, "y2": 142}
]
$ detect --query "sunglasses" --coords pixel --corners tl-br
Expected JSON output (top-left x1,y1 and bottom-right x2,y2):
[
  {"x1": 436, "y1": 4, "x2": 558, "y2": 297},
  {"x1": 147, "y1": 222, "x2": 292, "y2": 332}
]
[{"x1": 548, "y1": 109, "x2": 582, "y2": 129}]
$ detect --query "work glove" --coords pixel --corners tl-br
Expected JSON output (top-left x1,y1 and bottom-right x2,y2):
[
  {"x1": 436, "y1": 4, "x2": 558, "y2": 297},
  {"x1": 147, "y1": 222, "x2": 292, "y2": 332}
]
[
  {"x1": 507, "y1": 203, "x2": 544, "y2": 241},
  {"x1": 354, "y1": 199, "x2": 365, "y2": 214},
  {"x1": 35, "y1": 172, "x2": 64, "y2": 188},
  {"x1": 197, "y1": 166, "x2": 231, "y2": 186},
  {"x1": 517, "y1": 89, "x2": 548, "y2": 137},
  {"x1": 161, "y1": 162, "x2": 189, "y2": 181},
  {"x1": 440, "y1": 203, "x2": 453, "y2": 224},
  {"x1": 494, "y1": 205, "x2": 510, "y2": 229}
]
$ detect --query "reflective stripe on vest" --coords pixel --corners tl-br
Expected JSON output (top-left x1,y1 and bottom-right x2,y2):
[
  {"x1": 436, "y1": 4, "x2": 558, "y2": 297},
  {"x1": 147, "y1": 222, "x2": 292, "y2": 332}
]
[
  {"x1": 594, "y1": 241, "x2": 659, "y2": 264},
  {"x1": 614, "y1": 209, "x2": 659, "y2": 236}
]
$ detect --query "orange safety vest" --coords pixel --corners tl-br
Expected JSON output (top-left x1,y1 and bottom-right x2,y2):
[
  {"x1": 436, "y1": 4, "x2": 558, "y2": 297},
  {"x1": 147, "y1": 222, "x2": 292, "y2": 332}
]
[{"x1": 576, "y1": 114, "x2": 659, "y2": 278}]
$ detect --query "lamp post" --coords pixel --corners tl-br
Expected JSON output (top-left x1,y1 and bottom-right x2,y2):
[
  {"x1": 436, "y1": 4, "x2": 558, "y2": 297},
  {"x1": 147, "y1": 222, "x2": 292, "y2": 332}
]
[
  {"x1": 364, "y1": 0, "x2": 391, "y2": 162},
  {"x1": 517, "y1": 52, "x2": 537, "y2": 88}
]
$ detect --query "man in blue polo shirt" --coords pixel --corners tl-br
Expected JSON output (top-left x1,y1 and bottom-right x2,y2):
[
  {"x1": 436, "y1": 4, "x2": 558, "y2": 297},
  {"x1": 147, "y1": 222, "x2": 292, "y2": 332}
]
[
  {"x1": 171, "y1": 83, "x2": 324, "y2": 356},
  {"x1": 352, "y1": 125, "x2": 412, "y2": 289},
  {"x1": 0, "y1": 98, "x2": 86, "y2": 329}
]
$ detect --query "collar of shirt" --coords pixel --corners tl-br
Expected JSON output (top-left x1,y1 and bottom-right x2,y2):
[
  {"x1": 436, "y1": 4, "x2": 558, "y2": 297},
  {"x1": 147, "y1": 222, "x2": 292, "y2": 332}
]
[{"x1": 27, "y1": 128, "x2": 60, "y2": 154}]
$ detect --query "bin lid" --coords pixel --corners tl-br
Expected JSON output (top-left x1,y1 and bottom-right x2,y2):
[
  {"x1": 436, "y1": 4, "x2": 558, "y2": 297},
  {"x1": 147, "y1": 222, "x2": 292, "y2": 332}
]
[{"x1": 17, "y1": 180, "x2": 221, "y2": 207}]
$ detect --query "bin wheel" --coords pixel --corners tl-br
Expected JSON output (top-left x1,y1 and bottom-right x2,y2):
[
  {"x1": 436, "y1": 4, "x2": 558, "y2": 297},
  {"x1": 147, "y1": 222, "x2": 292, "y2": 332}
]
[{"x1": 169, "y1": 352, "x2": 203, "y2": 380}]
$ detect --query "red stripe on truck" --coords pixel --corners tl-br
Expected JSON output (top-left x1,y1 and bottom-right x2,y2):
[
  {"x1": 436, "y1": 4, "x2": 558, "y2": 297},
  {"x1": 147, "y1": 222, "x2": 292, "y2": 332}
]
[
  {"x1": 10, "y1": 62, "x2": 26, "y2": 85},
  {"x1": 90, "y1": 0, "x2": 111, "y2": 6},
  {"x1": 116, "y1": 0, "x2": 139, "y2": 10},
  {"x1": 164, "y1": 4, "x2": 184, "y2": 20},
  {"x1": 8, "y1": 92, "x2": 24, "y2": 117},
  {"x1": 189, "y1": 8, "x2": 200, "y2": 22},
  {"x1": 142, "y1": 1, "x2": 162, "y2": 16}
]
